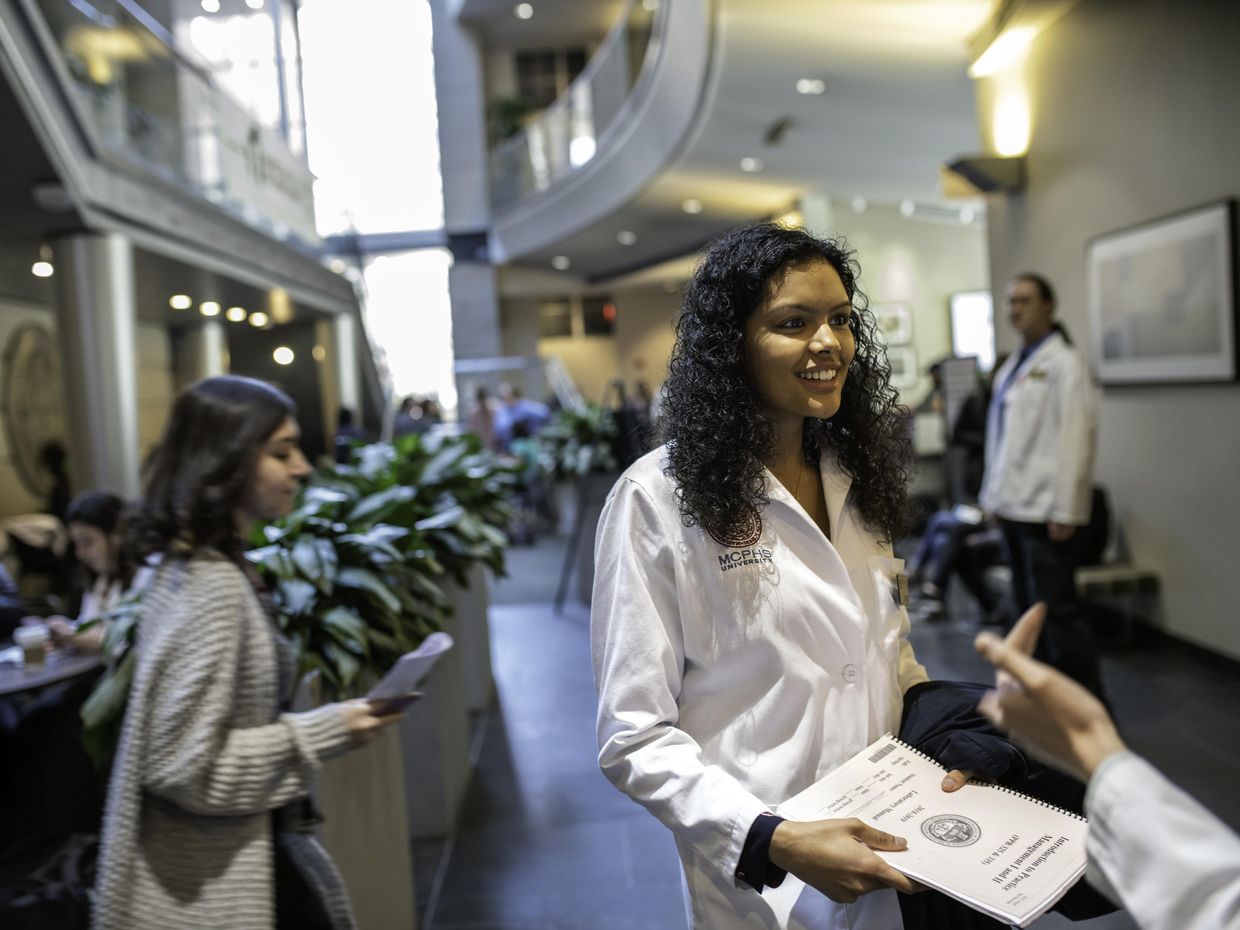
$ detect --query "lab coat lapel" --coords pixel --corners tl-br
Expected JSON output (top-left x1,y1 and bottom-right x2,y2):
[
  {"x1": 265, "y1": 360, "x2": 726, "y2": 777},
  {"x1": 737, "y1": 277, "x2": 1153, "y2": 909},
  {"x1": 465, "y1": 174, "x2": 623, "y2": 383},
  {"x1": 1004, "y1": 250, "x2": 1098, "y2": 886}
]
[{"x1": 820, "y1": 459, "x2": 852, "y2": 546}]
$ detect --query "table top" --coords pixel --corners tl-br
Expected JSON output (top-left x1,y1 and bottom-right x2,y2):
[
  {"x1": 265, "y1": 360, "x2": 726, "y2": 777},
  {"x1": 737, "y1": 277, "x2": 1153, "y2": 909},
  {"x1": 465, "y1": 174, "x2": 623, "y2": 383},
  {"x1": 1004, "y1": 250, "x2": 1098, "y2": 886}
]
[{"x1": 0, "y1": 648, "x2": 102, "y2": 696}]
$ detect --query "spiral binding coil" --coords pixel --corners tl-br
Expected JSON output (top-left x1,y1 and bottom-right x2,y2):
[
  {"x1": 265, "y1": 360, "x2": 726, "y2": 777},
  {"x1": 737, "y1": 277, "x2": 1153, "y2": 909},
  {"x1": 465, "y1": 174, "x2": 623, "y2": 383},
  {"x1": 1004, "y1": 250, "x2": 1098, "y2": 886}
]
[{"x1": 882, "y1": 734, "x2": 1088, "y2": 823}]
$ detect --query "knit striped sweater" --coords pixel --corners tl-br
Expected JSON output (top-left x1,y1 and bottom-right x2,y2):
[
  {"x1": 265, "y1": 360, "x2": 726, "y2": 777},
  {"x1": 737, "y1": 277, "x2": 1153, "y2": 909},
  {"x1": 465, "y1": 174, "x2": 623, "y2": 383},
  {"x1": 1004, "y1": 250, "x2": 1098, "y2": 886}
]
[{"x1": 93, "y1": 555, "x2": 354, "y2": 929}]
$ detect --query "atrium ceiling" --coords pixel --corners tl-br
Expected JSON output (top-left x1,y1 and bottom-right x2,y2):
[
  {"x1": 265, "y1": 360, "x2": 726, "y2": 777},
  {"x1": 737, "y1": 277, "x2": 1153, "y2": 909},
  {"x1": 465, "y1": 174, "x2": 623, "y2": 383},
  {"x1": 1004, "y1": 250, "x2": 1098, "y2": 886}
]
[{"x1": 473, "y1": 0, "x2": 997, "y2": 285}]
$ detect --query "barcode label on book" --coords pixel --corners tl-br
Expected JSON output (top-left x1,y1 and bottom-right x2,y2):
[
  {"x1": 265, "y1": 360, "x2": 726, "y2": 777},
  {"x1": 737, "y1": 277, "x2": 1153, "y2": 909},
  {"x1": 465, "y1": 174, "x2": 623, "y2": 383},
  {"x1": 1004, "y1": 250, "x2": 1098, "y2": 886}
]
[{"x1": 868, "y1": 743, "x2": 897, "y2": 764}]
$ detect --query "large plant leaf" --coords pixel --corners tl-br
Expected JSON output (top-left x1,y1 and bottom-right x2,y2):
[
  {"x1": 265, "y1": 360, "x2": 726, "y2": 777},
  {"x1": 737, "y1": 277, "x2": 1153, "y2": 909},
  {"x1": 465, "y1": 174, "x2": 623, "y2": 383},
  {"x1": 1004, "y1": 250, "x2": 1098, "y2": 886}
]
[{"x1": 335, "y1": 567, "x2": 402, "y2": 615}]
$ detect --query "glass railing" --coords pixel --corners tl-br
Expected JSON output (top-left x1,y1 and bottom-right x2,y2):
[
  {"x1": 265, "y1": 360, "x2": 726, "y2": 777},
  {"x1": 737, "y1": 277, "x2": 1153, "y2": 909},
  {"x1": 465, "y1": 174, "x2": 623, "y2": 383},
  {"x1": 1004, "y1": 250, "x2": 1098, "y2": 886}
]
[
  {"x1": 489, "y1": 0, "x2": 662, "y2": 211},
  {"x1": 26, "y1": 0, "x2": 319, "y2": 246}
]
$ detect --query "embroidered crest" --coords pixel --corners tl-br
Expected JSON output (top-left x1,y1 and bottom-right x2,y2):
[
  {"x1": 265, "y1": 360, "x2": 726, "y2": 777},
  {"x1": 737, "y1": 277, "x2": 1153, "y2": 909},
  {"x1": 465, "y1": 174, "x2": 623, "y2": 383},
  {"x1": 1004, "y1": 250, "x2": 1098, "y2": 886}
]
[{"x1": 708, "y1": 506, "x2": 762, "y2": 548}]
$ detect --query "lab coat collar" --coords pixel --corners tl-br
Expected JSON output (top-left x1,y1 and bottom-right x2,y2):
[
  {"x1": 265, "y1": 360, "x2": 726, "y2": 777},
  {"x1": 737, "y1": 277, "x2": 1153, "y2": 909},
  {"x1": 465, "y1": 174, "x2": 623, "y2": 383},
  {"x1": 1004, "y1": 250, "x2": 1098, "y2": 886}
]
[{"x1": 762, "y1": 453, "x2": 853, "y2": 541}]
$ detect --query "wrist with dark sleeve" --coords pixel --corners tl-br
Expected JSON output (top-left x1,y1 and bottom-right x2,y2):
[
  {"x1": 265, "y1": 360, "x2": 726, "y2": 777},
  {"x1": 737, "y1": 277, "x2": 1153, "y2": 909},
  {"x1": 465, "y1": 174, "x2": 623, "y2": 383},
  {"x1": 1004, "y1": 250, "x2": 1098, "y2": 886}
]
[{"x1": 736, "y1": 811, "x2": 787, "y2": 893}]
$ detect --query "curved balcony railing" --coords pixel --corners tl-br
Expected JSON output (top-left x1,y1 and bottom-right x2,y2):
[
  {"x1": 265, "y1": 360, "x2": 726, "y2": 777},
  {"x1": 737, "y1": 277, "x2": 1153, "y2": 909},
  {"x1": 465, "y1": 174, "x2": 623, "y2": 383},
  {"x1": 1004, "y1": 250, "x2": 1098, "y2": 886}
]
[
  {"x1": 24, "y1": 0, "x2": 318, "y2": 246},
  {"x1": 489, "y1": 0, "x2": 660, "y2": 212}
]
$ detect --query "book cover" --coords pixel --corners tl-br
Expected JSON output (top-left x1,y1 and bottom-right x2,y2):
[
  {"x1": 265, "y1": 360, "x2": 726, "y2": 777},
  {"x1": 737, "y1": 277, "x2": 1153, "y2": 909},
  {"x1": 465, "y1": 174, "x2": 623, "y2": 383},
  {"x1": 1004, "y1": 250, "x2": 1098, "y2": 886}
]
[{"x1": 778, "y1": 733, "x2": 1088, "y2": 927}]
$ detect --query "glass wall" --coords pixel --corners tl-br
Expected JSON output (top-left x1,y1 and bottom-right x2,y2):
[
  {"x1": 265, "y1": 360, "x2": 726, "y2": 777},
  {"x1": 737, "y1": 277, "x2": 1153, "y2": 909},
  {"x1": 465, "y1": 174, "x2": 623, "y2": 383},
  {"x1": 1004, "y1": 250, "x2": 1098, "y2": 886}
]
[{"x1": 297, "y1": 0, "x2": 452, "y2": 412}]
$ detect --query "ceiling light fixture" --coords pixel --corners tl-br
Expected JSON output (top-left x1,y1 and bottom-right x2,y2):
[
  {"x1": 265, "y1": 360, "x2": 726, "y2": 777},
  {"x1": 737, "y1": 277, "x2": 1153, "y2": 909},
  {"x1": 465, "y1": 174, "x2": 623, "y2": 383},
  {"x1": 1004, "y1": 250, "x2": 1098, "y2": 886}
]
[
  {"x1": 312, "y1": 345, "x2": 327, "y2": 362},
  {"x1": 551, "y1": 255, "x2": 572, "y2": 270},
  {"x1": 617, "y1": 230, "x2": 638, "y2": 246},
  {"x1": 169, "y1": 294, "x2": 192, "y2": 310},
  {"x1": 969, "y1": 26, "x2": 1037, "y2": 78},
  {"x1": 273, "y1": 346, "x2": 294, "y2": 366},
  {"x1": 739, "y1": 157, "x2": 764, "y2": 173},
  {"x1": 899, "y1": 200, "x2": 916, "y2": 217},
  {"x1": 795, "y1": 78, "x2": 826, "y2": 95},
  {"x1": 226, "y1": 306, "x2": 248, "y2": 322},
  {"x1": 245, "y1": 0, "x2": 264, "y2": 8},
  {"x1": 681, "y1": 198, "x2": 703, "y2": 214},
  {"x1": 199, "y1": 301, "x2": 221, "y2": 317},
  {"x1": 200, "y1": 0, "x2": 220, "y2": 11},
  {"x1": 249, "y1": 311, "x2": 270, "y2": 327},
  {"x1": 31, "y1": 261, "x2": 54, "y2": 278},
  {"x1": 514, "y1": 2, "x2": 533, "y2": 19},
  {"x1": 328, "y1": 258, "x2": 347, "y2": 274}
]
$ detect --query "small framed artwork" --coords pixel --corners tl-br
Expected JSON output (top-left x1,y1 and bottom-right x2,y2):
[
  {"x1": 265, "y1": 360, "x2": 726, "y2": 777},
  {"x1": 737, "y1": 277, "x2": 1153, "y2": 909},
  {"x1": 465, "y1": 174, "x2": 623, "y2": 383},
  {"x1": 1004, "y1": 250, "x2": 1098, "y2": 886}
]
[
  {"x1": 1087, "y1": 200, "x2": 1236, "y2": 384},
  {"x1": 887, "y1": 346, "x2": 919, "y2": 390},
  {"x1": 873, "y1": 303, "x2": 913, "y2": 345}
]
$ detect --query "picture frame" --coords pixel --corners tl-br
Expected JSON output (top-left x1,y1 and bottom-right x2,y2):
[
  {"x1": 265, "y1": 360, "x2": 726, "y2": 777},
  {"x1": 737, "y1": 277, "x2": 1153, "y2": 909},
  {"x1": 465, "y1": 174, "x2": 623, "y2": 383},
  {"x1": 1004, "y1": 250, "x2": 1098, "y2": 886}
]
[
  {"x1": 1087, "y1": 200, "x2": 1236, "y2": 384},
  {"x1": 887, "y1": 345, "x2": 919, "y2": 390},
  {"x1": 873, "y1": 303, "x2": 913, "y2": 346}
]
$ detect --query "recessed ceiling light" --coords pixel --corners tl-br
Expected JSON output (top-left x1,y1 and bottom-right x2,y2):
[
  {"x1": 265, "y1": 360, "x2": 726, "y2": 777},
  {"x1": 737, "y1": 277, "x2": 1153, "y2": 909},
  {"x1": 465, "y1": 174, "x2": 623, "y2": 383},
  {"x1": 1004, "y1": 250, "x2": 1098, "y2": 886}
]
[
  {"x1": 740, "y1": 157, "x2": 764, "y2": 173},
  {"x1": 200, "y1": 0, "x2": 220, "y2": 11},
  {"x1": 249, "y1": 311, "x2": 270, "y2": 327},
  {"x1": 273, "y1": 346, "x2": 294, "y2": 366},
  {"x1": 514, "y1": 2, "x2": 533, "y2": 19},
  {"x1": 199, "y1": 300, "x2": 221, "y2": 317},
  {"x1": 312, "y1": 344, "x2": 327, "y2": 361},
  {"x1": 226, "y1": 306, "x2": 248, "y2": 322},
  {"x1": 851, "y1": 196, "x2": 868, "y2": 213},
  {"x1": 795, "y1": 78, "x2": 826, "y2": 95},
  {"x1": 681, "y1": 198, "x2": 704, "y2": 214},
  {"x1": 551, "y1": 255, "x2": 572, "y2": 270},
  {"x1": 169, "y1": 294, "x2": 192, "y2": 310},
  {"x1": 899, "y1": 199, "x2": 916, "y2": 217},
  {"x1": 30, "y1": 261, "x2": 53, "y2": 278},
  {"x1": 617, "y1": 230, "x2": 638, "y2": 246},
  {"x1": 328, "y1": 258, "x2": 347, "y2": 274},
  {"x1": 245, "y1": 0, "x2": 264, "y2": 8}
]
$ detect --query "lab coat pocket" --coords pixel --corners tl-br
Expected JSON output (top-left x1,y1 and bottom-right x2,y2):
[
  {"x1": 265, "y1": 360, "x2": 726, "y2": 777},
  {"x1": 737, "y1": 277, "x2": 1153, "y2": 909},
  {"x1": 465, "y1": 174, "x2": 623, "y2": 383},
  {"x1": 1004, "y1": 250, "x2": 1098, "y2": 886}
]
[{"x1": 866, "y1": 555, "x2": 908, "y2": 662}]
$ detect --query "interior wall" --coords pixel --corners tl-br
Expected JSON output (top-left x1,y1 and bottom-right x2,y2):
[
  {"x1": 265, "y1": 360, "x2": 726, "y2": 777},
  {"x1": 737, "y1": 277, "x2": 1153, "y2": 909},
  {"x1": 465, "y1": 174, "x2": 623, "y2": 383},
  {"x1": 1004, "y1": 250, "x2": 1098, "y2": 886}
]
[
  {"x1": 827, "y1": 205, "x2": 989, "y2": 406},
  {"x1": 612, "y1": 285, "x2": 679, "y2": 391},
  {"x1": 976, "y1": 0, "x2": 1240, "y2": 658},
  {"x1": 0, "y1": 299, "x2": 175, "y2": 517},
  {"x1": 538, "y1": 335, "x2": 622, "y2": 405}
]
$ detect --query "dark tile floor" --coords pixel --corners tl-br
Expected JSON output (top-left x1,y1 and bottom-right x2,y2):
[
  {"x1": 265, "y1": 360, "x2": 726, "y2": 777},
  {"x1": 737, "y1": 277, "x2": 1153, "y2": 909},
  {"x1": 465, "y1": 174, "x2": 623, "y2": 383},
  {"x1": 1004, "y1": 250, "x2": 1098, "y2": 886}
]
[{"x1": 419, "y1": 535, "x2": 1240, "y2": 930}]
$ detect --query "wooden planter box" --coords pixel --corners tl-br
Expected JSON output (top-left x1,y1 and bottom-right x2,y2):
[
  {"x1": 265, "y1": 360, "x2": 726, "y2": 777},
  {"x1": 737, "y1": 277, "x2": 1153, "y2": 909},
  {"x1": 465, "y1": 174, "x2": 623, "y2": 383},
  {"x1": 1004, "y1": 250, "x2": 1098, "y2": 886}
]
[
  {"x1": 398, "y1": 637, "x2": 471, "y2": 839},
  {"x1": 318, "y1": 726, "x2": 418, "y2": 930},
  {"x1": 294, "y1": 679, "x2": 416, "y2": 930},
  {"x1": 444, "y1": 562, "x2": 493, "y2": 714}
]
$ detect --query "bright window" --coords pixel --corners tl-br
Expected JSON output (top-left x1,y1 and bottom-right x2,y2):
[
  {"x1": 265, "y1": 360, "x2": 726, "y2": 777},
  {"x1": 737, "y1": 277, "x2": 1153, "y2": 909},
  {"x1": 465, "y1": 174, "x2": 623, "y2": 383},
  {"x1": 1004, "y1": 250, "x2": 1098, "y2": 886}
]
[{"x1": 299, "y1": 0, "x2": 444, "y2": 235}]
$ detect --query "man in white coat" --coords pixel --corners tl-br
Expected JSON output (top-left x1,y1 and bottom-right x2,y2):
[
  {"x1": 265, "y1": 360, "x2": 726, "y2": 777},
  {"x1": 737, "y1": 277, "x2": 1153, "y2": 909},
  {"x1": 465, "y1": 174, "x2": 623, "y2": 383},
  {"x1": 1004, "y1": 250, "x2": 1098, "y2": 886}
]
[{"x1": 980, "y1": 273, "x2": 1103, "y2": 696}]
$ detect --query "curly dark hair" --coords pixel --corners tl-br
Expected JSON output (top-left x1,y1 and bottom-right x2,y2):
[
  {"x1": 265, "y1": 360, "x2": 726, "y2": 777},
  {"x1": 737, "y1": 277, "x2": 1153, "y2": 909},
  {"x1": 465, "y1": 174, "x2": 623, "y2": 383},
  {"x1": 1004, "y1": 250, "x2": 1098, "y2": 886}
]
[
  {"x1": 128, "y1": 375, "x2": 296, "y2": 561},
  {"x1": 661, "y1": 222, "x2": 911, "y2": 542}
]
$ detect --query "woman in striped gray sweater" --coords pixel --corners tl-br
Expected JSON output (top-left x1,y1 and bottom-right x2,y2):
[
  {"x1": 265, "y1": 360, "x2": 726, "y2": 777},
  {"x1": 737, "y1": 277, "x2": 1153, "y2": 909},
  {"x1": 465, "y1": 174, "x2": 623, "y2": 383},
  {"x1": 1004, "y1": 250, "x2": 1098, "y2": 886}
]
[{"x1": 94, "y1": 375, "x2": 403, "y2": 930}]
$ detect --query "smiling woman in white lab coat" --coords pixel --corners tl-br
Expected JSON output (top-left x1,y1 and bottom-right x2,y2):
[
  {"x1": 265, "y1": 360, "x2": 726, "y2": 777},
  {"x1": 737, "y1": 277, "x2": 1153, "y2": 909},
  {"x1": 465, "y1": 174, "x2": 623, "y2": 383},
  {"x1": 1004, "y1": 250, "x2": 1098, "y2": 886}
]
[{"x1": 592, "y1": 223, "x2": 951, "y2": 930}]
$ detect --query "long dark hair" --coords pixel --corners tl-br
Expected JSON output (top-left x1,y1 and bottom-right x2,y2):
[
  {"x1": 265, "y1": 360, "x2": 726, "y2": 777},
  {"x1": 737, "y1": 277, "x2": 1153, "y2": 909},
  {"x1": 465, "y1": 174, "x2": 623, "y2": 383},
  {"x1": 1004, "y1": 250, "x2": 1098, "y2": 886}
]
[
  {"x1": 662, "y1": 222, "x2": 911, "y2": 542},
  {"x1": 128, "y1": 376, "x2": 296, "y2": 560},
  {"x1": 65, "y1": 490, "x2": 135, "y2": 587}
]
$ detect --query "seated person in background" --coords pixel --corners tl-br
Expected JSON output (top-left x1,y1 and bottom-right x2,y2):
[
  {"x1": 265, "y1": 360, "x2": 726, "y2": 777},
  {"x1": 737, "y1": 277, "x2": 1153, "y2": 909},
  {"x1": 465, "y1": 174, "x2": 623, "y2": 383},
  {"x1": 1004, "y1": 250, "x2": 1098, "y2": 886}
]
[
  {"x1": 0, "y1": 560, "x2": 25, "y2": 639},
  {"x1": 975, "y1": 612, "x2": 1240, "y2": 930},
  {"x1": 333, "y1": 406, "x2": 367, "y2": 464},
  {"x1": 44, "y1": 491, "x2": 146, "y2": 654}
]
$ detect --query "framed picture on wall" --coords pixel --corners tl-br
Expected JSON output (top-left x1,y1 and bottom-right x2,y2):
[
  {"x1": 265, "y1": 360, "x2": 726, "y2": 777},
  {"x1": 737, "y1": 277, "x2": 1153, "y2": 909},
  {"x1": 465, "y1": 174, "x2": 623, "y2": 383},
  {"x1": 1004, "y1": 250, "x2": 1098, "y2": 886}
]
[
  {"x1": 887, "y1": 346, "x2": 919, "y2": 390},
  {"x1": 1087, "y1": 200, "x2": 1236, "y2": 384},
  {"x1": 872, "y1": 303, "x2": 913, "y2": 346}
]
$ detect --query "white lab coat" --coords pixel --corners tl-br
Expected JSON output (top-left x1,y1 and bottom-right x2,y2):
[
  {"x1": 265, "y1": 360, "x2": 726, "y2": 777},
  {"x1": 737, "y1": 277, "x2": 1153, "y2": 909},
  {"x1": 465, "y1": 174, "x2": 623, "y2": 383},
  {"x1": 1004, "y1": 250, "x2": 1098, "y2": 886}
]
[
  {"x1": 980, "y1": 331, "x2": 1097, "y2": 525},
  {"x1": 1086, "y1": 751, "x2": 1240, "y2": 930},
  {"x1": 591, "y1": 446, "x2": 928, "y2": 930}
]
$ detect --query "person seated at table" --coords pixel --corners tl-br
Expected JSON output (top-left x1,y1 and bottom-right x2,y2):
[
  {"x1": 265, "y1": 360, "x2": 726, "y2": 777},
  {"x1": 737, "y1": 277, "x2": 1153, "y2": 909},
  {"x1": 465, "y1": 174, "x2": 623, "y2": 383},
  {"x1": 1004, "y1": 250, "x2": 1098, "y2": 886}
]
[{"x1": 43, "y1": 491, "x2": 147, "y2": 655}]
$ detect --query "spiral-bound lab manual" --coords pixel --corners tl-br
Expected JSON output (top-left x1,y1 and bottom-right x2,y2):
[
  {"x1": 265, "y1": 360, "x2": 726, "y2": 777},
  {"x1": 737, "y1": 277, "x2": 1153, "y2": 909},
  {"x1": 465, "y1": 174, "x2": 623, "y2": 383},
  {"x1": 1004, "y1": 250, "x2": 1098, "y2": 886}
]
[{"x1": 778, "y1": 733, "x2": 1088, "y2": 927}]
